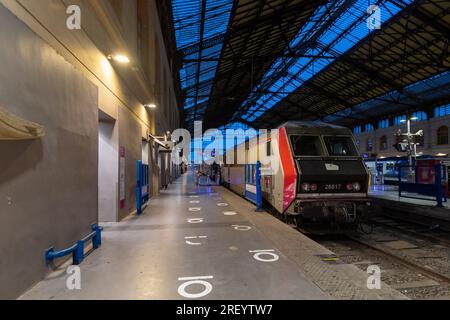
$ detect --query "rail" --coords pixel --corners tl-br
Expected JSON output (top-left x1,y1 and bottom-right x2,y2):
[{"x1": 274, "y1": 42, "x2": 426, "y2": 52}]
[{"x1": 45, "y1": 224, "x2": 103, "y2": 266}]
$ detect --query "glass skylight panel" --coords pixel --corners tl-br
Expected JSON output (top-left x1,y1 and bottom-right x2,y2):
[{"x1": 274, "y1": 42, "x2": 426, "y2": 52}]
[
  {"x1": 238, "y1": 0, "x2": 412, "y2": 123},
  {"x1": 172, "y1": 0, "x2": 233, "y2": 114}
]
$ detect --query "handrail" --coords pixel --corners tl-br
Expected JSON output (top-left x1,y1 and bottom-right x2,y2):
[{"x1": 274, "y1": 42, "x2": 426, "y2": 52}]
[
  {"x1": 398, "y1": 164, "x2": 448, "y2": 207},
  {"x1": 45, "y1": 224, "x2": 103, "y2": 266}
]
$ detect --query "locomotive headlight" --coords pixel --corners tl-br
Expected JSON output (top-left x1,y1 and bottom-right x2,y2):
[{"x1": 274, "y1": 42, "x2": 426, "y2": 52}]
[
  {"x1": 352, "y1": 182, "x2": 361, "y2": 192},
  {"x1": 301, "y1": 183, "x2": 311, "y2": 192},
  {"x1": 346, "y1": 183, "x2": 354, "y2": 191},
  {"x1": 310, "y1": 183, "x2": 318, "y2": 192}
]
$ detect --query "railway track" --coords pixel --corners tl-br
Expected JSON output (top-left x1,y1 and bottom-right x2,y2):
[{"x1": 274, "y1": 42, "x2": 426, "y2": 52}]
[
  {"x1": 319, "y1": 214, "x2": 450, "y2": 299},
  {"x1": 314, "y1": 233, "x2": 450, "y2": 299},
  {"x1": 368, "y1": 215, "x2": 450, "y2": 247},
  {"x1": 348, "y1": 234, "x2": 450, "y2": 283},
  {"x1": 266, "y1": 208, "x2": 450, "y2": 299}
]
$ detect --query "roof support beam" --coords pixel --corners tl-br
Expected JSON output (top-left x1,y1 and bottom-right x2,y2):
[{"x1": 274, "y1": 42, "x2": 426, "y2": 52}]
[{"x1": 192, "y1": 0, "x2": 208, "y2": 124}]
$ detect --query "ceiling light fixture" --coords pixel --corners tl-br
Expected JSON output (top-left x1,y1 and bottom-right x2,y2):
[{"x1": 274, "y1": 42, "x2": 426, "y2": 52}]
[
  {"x1": 144, "y1": 103, "x2": 157, "y2": 109},
  {"x1": 108, "y1": 54, "x2": 130, "y2": 64}
]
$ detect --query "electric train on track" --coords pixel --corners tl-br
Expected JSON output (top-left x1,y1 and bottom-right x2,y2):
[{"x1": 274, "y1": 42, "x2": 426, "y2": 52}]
[{"x1": 221, "y1": 121, "x2": 371, "y2": 232}]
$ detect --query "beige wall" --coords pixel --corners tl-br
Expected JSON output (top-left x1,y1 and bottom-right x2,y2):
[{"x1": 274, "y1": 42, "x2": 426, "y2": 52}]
[
  {"x1": 0, "y1": 0, "x2": 181, "y2": 210},
  {"x1": 0, "y1": 0, "x2": 181, "y2": 298},
  {"x1": 0, "y1": 3, "x2": 99, "y2": 298},
  {"x1": 354, "y1": 115, "x2": 450, "y2": 157}
]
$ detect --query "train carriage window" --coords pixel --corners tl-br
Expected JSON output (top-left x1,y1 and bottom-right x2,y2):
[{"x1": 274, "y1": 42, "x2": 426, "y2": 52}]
[
  {"x1": 290, "y1": 135, "x2": 325, "y2": 156},
  {"x1": 323, "y1": 136, "x2": 358, "y2": 156},
  {"x1": 266, "y1": 139, "x2": 272, "y2": 156}
]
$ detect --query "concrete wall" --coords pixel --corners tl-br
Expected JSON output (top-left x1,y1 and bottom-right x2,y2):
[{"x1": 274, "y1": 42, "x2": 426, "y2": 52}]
[
  {"x1": 0, "y1": 0, "x2": 181, "y2": 298},
  {"x1": 354, "y1": 115, "x2": 450, "y2": 157},
  {"x1": 0, "y1": 3, "x2": 98, "y2": 299},
  {"x1": 0, "y1": 0, "x2": 181, "y2": 214}
]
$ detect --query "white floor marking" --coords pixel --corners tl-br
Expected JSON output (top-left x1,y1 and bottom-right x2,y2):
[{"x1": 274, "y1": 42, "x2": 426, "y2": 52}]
[
  {"x1": 184, "y1": 236, "x2": 208, "y2": 246},
  {"x1": 190, "y1": 196, "x2": 199, "y2": 198},
  {"x1": 189, "y1": 200, "x2": 200, "y2": 204},
  {"x1": 232, "y1": 225, "x2": 252, "y2": 231},
  {"x1": 217, "y1": 203, "x2": 228, "y2": 207},
  {"x1": 223, "y1": 211, "x2": 237, "y2": 216},
  {"x1": 187, "y1": 218, "x2": 204, "y2": 224},
  {"x1": 189, "y1": 207, "x2": 202, "y2": 212},
  {"x1": 249, "y1": 249, "x2": 280, "y2": 262},
  {"x1": 178, "y1": 276, "x2": 214, "y2": 299}
]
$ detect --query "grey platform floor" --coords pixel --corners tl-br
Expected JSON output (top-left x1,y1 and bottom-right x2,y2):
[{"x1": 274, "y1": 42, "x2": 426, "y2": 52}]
[
  {"x1": 370, "y1": 185, "x2": 449, "y2": 208},
  {"x1": 20, "y1": 172, "x2": 406, "y2": 300}
]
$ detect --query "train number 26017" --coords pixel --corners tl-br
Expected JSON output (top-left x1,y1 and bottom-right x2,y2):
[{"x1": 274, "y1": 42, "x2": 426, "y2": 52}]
[{"x1": 324, "y1": 184, "x2": 342, "y2": 191}]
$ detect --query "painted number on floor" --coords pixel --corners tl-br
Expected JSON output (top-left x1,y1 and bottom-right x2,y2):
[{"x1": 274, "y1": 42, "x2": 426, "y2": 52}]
[
  {"x1": 178, "y1": 276, "x2": 213, "y2": 299},
  {"x1": 249, "y1": 250, "x2": 279, "y2": 263},
  {"x1": 187, "y1": 218, "x2": 204, "y2": 224},
  {"x1": 185, "y1": 236, "x2": 207, "y2": 246},
  {"x1": 232, "y1": 225, "x2": 252, "y2": 231}
]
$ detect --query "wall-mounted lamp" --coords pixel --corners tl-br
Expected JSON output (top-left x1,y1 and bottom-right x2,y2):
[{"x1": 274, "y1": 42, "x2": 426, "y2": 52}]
[
  {"x1": 144, "y1": 103, "x2": 157, "y2": 109},
  {"x1": 107, "y1": 54, "x2": 130, "y2": 64}
]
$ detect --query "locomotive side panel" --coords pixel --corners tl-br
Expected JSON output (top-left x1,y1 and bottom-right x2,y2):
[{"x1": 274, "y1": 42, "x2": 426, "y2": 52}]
[{"x1": 260, "y1": 130, "x2": 285, "y2": 213}]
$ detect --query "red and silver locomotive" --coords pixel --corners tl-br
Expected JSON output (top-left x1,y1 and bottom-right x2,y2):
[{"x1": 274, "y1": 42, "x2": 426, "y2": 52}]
[{"x1": 222, "y1": 121, "x2": 371, "y2": 233}]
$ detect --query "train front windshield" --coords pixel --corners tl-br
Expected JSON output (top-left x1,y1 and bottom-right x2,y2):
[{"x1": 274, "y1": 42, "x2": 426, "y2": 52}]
[
  {"x1": 290, "y1": 136, "x2": 325, "y2": 156},
  {"x1": 323, "y1": 136, "x2": 358, "y2": 157},
  {"x1": 290, "y1": 135, "x2": 358, "y2": 157}
]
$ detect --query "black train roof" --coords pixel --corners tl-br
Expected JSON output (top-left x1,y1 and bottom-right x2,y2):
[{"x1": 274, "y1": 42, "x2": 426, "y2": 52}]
[{"x1": 280, "y1": 121, "x2": 352, "y2": 135}]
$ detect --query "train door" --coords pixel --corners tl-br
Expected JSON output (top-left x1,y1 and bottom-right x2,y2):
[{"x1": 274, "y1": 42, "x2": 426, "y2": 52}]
[{"x1": 244, "y1": 164, "x2": 258, "y2": 204}]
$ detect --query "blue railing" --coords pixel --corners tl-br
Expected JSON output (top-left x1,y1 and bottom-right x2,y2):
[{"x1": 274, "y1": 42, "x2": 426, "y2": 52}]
[
  {"x1": 136, "y1": 160, "x2": 150, "y2": 215},
  {"x1": 45, "y1": 224, "x2": 103, "y2": 266},
  {"x1": 398, "y1": 164, "x2": 448, "y2": 207}
]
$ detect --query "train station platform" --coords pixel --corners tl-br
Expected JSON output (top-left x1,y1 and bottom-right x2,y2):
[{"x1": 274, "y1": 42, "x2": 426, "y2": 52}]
[
  {"x1": 20, "y1": 172, "x2": 406, "y2": 300},
  {"x1": 370, "y1": 186, "x2": 450, "y2": 232}
]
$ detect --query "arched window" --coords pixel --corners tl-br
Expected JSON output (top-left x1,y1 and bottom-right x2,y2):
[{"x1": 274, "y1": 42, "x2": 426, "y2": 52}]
[
  {"x1": 366, "y1": 138, "x2": 373, "y2": 152},
  {"x1": 437, "y1": 126, "x2": 449, "y2": 145},
  {"x1": 380, "y1": 136, "x2": 388, "y2": 151}
]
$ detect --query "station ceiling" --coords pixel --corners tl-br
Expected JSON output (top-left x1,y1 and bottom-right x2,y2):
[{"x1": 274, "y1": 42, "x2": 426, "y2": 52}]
[{"x1": 158, "y1": 0, "x2": 450, "y2": 131}]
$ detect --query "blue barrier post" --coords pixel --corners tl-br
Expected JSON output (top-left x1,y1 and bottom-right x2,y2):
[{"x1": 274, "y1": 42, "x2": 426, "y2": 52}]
[
  {"x1": 45, "y1": 224, "x2": 103, "y2": 266},
  {"x1": 92, "y1": 224, "x2": 102, "y2": 249},
  {"x1": 436, "y1": 164, "x2": 443, "y2": 208},
  {"x1": 136, "y1": 160, "x2": 143, "y2": 215},
  {"x1": 255, "y1": 161, "x2": 263, "y2": 212},
  {"x1": 74, "y1": 240, "x2": 85, "y2": 265}
]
